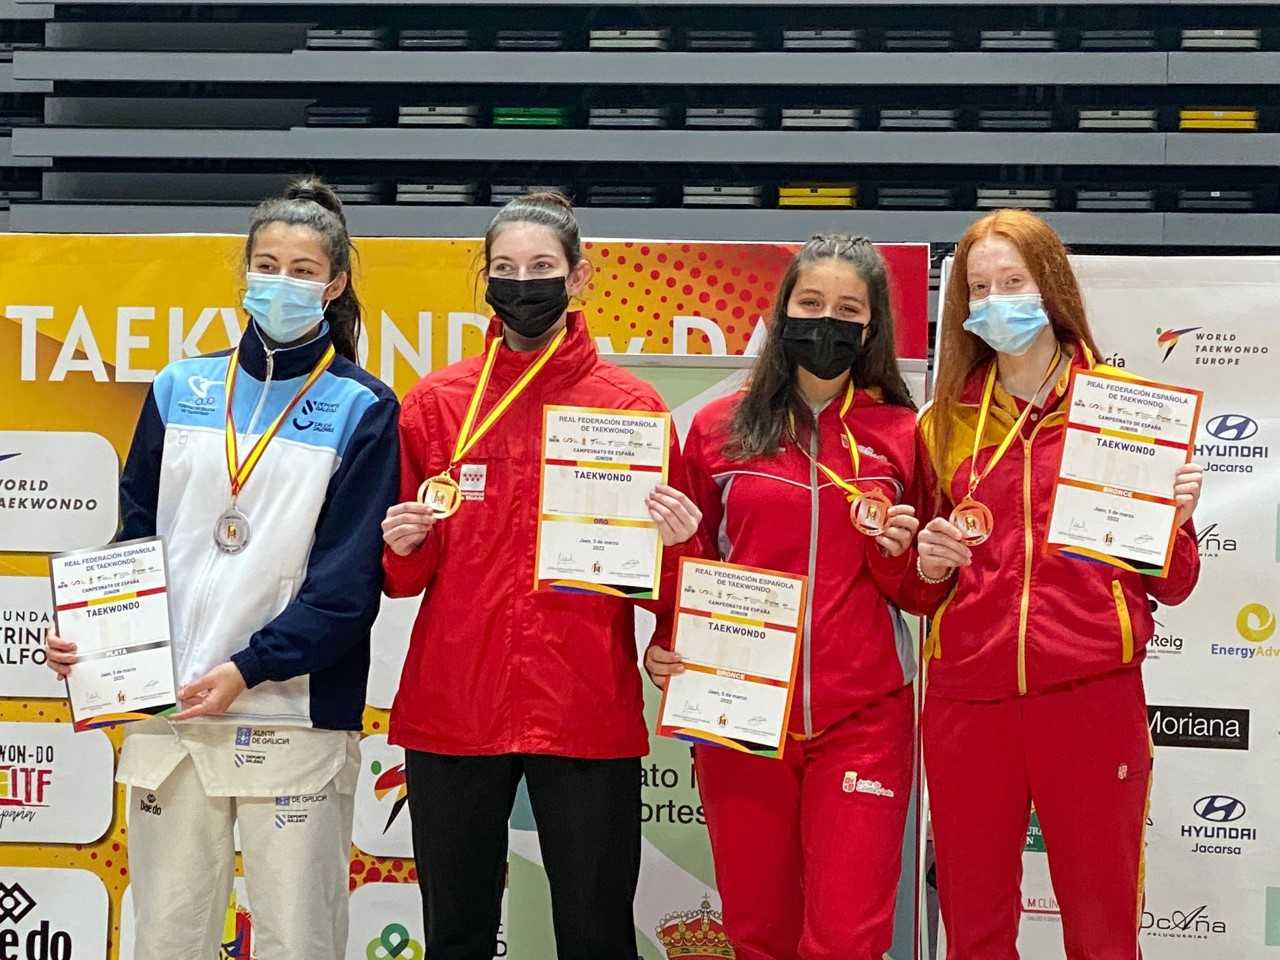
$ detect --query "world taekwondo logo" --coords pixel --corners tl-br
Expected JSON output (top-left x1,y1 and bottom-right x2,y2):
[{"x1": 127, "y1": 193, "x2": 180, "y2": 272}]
[{"x1": 1156, "y1": 326, "x2": 1202, "y2": 362}]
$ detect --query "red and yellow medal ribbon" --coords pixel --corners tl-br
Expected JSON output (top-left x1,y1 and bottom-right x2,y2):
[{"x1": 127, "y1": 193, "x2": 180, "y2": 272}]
[
  {"x1": 223, "y1": 343, "x2": 336, "y2": 498},
  {"x1": 788, "y1": 382, "x2": 866, "y2": 503},
  {"x1": 446, "y1": 325, "x2": 567, "y2": 472},
  {"x1": 964, "y1": 346, "x2": 1064, "y2": 500}
]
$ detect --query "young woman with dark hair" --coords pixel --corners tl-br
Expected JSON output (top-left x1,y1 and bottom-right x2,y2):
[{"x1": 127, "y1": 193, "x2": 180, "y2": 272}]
[
  {"x1": 47, "y1": 177, "x2": 400, "y2": 959},
  {"x1": 645, "y1": 234, "x2": 930, "y2": 960},
  {"x1": 381, "y1": 192, "x2": 703, "y2": 960}
]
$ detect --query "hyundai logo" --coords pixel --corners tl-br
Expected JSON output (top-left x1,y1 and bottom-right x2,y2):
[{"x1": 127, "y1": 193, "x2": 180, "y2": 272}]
[
  {"x1": 1205, "y1": 414, "x2": 1259, "y2": 442},
  {"x1": 1194, "y1": 795, "x2": 1246, "y2": 823}
]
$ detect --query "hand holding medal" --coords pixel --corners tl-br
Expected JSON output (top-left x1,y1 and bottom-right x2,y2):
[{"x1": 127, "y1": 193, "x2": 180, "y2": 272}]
[
  {"x1": 383, "y1": 325, "x2": 568, "y2": 551},
  {"x1": 947, "y1": 346, "x2": 1065, "y2": 547}
]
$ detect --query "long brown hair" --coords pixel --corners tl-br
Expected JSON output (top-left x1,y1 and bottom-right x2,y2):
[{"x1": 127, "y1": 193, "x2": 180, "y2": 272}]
[
  {"x1": 928, "y1": 210, "x2": 1102, "y2": 479},
  {"x1": 725, "y1": 234, "x2": 915, "y2": 461}
]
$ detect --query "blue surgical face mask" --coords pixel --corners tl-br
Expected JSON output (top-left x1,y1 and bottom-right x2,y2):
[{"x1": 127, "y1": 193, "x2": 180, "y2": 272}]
[
  {"x1": 243, "y1": 272, "x2": 330, "y2": 344},
  {"x1": 963, "y1": 293, "x2": 1050, "y2": 356}
]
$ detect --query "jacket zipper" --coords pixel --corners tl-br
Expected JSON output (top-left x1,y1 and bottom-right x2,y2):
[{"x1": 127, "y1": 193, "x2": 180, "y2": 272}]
[
  {"x1": 180, "y1": 349, "x2": 274, "y2": 681},
  {"x1": 803, "y1": 429, "x2": 820, "y2": 737},
  {"x1": 1016, "y1": 412, "x2": 1064, "y2": 695}
]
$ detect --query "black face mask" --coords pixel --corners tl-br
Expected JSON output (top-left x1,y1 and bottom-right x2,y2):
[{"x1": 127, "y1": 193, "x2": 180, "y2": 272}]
[
  {"x1": 780, "y1": 316, "x2": 868, "y2": 381},
  {"x1": 485, "y1": 277, "x2": 569, "y2": 339}
]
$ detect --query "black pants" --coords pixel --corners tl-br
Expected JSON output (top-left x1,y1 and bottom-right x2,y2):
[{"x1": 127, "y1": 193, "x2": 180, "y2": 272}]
[{"x1": 404, "y1": 750, "x2": 642, "y2": 960}]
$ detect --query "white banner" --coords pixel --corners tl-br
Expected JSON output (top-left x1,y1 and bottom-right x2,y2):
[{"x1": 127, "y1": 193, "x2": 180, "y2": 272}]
[
  {"x1": 933, "y1": 255, "x2": 1280, "y2": 959},
  {"x1": 0, "y1": 431, "x2": 119, "y2": 553},
  {"x1": 0, "y1": 867, "x2": 108, "y2": 959},
  {"x1": 0, "y1": 723, "x2": 113, "y2": 844},
  {"x1": 0, "y1": 578, "x2": 63, "y2": 699}
]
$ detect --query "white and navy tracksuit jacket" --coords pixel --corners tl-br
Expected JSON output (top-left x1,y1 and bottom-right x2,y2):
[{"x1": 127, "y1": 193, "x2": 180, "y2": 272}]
[{"x1": 117, "y1": 320, "x2": 400, "y2": 732}]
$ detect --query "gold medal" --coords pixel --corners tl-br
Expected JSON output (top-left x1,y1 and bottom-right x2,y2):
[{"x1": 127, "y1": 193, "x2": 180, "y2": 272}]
[
  {"x1": 422, "y1": 325, "x2": 567, "y2": 521},
  {"x1": 949, "y1": 496, "x2": 995, "y2": 546},
  {"x1": 418, "y1": 473, "x2": 463, "y2": 519},
  {"x1": 851, "y1": 489, "x2": 893, "y2": 537}
]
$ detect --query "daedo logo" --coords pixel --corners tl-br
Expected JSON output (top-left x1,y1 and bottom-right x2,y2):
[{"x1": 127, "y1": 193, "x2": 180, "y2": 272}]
[
  {"x1": 1183, "y1": 794, "x2": 1257, "y2": 856},
  {"x1": 1148, "y1": 705, "x2": 1249, "y2": 750},
  {"x1": 0, "y1": 869, "x2": 108, "y2": 960},
  {"x1": 0, "y1": 884, "x2": 73, "y2": 960},
  {"x1": 1196, "y1": 414, "x2": 1269, "y2": 475}
]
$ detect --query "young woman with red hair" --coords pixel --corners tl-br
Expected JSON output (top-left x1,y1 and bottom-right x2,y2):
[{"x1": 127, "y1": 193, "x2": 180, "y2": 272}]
[{"x1": 906, "y1": 211, "x2": 1203, "y2": 959}]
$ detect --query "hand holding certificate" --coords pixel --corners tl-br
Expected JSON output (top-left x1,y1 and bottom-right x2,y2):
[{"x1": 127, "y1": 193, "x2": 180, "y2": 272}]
[
  {"x1": 49, "y1": 537, "x2": 177, "y2": 731},
  {"x1": 657, "y1": 559, "x2": 807, "y2": 759},
  {"x1": 1046, "y1": 368, "x2": 1203, "y2": 577},
  {"x1": 534, "y1": 405, "x2": 670, "y2": 599}
]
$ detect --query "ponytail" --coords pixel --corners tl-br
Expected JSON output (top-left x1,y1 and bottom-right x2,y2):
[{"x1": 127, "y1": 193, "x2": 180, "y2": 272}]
[{"x1": 245, "y1": 177, "x2": 363, "y2": 363}]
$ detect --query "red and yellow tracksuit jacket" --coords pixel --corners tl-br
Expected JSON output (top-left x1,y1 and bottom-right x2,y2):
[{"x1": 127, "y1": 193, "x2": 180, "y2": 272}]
[{"x1": 900, "y1": 344, "x2": 1200, "y2": 700}]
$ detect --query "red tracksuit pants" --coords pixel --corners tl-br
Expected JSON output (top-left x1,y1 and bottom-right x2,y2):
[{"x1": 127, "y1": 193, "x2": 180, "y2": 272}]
[
  {"x1": 694, "y1": 684, "x2": 913, "y2": 960},
  {"x1": 924, "y1": 666, "x2": 1151, "y2": 960}
]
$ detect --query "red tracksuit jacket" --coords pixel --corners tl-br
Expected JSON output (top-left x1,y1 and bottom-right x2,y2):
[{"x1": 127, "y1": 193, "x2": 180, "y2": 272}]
[
  {"x1": 383, "y1": 312, "x2": 693, "y2": 759},
  {"x1": 902, "y1": 346, "x2": 1201, "y2": 700},
  {"x1": 657, "y1": 388, "x2": 931, "y2": 738}
]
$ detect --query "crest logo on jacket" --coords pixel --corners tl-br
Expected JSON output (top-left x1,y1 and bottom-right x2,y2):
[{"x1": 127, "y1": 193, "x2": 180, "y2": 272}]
[{"x1": 179, "y1": 375, "x2": 221, "y2": 416}]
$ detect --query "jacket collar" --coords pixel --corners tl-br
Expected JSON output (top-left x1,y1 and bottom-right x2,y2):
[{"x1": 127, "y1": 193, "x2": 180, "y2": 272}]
[
  {"x1": 484, "y1": 310, "x2": 597, "y2": 390},
  {"x1": 957, "y1": 339, "x2": 1090, "y2": 410},
  {"x1": 237, "y1": 319, "x2": 334, "y2": 380}
]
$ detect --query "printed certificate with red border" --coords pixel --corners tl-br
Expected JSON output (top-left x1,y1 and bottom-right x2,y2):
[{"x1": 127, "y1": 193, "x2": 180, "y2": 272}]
[
  {"x1": 50, "y1": 536, "x2": 177, "y2": 731},
  {"x1": 1046, "y1": 368, "x2": 1203, "y2": 577},
  {"x1": 534, "y1": 405, "x2": 669, "y2": 599},
  {"x1": 657, "y1": 558, "x2": 807, "y2": 759}
]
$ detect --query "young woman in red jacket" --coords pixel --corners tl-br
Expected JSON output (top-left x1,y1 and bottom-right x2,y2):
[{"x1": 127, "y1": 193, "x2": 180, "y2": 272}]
[
  {"x1": 910, "y1": 210, "x2": 1203, "y2": 959},
  {"x1": 379, "y1": 192, "x2": 702, "y2": 960},
  {"x1": 646, "y1": 234, "x2": 931, "y2": 960}
]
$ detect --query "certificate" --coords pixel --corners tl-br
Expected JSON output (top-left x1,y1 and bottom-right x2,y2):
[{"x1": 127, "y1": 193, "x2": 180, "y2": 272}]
[
  {"x1": 1046, "y1": 368, "x2": 1203, "y2": 577},
  {"x1": 534, "y1": 405, "x2": 670, "y2": 599},
  {"x1": 49, "y1": 537, "x2": 177, "y2": 732},
  {"x1": 656, "y1": 559, "x2": 807, "y2": 759}
]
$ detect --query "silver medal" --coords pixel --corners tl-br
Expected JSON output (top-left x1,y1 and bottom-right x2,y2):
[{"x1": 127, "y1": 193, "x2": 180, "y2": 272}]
[{"x1": 214, "y1": 507, "x2": 251, "y2": 554}]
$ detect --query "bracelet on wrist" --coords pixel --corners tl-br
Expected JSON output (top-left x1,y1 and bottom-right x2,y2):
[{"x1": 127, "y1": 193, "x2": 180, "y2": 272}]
[{"x1": 916, "y1": 555, "x2": 952, "y2": 585}]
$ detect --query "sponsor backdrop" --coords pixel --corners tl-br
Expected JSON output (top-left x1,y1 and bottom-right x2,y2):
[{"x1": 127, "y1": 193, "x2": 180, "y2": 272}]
[
  {"x1": 933, "y1": 256, "x2": 1280, "y2": 958},
  {"x1": 0, "y1": 233, "x2": 929, "y2": 959}
]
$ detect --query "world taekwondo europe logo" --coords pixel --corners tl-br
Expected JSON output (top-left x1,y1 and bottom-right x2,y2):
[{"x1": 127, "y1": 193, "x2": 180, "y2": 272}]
[{"x1": 1156, "y1": 326, "x2": 1202, "y2": 362}]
